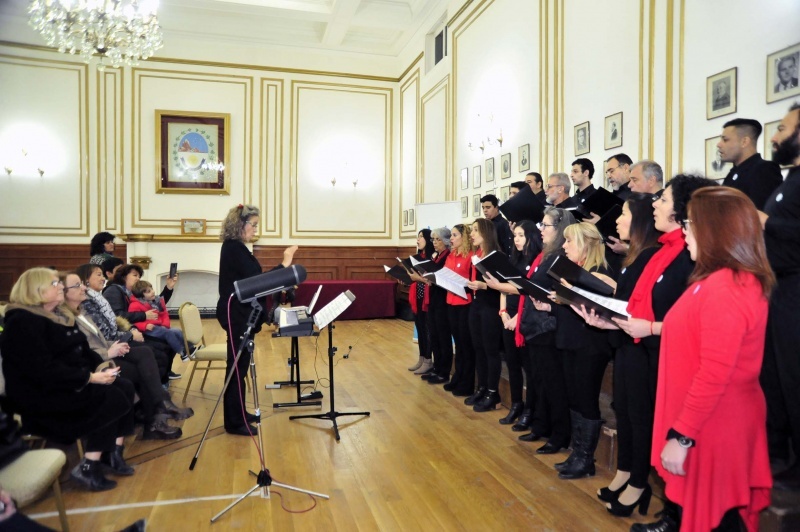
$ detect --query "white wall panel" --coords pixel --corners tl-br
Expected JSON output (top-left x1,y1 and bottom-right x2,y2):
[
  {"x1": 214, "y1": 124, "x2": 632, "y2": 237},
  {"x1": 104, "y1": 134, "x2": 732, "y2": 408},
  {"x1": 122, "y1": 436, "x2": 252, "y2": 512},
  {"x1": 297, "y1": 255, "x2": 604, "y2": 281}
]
[{"x1": 421, "y1": 80, "x2": 447, "y2": 203}]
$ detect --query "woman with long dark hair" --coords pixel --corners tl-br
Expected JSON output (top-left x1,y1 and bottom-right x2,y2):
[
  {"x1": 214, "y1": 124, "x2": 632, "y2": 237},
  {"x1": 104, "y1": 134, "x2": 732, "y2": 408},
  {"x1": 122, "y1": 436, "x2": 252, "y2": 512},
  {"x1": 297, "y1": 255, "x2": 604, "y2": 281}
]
[
  {"x1": 639, "y1": 187, "x2": 774, "y2": 531},
  {"x1": 217, "y1": 204, "x2": 298, "y2": 436},
  {"x1": 407, "y1": 229, "x2": 436, "y2": 374},
  {"x1": 484, "y1": 220, "x2": 542, "y2": 426},
  {"x1": 465, "y1": 218, "x2": 504, "y2": 411},
  {"x1": 443, "y1": 224, "x2": 475, "y2": 396}
]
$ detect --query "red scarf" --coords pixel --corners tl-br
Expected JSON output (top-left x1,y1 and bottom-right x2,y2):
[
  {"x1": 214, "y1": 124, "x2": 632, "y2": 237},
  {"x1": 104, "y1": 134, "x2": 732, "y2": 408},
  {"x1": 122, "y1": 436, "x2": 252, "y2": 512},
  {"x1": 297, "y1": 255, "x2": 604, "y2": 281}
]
[
  {"x1": 422, "y1": 248, "x2": 450, "y2": 309},
  {"x1": 626, "y1": 228, "x2": 685, "y2": 343},
  {"x1": 514, "y1": 252, "x2": 544, "y2": 347}
]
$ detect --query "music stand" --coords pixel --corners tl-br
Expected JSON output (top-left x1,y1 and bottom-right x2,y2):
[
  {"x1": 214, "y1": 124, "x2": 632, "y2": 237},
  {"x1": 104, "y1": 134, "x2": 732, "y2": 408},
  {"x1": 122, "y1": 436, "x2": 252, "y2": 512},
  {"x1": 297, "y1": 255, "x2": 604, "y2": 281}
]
[
  {"x1": 289, "y1": 291, "x2": 370, "y2": 441},
  {"x1": 189, "y1": 293, "x2": 329, "y2": 522}
]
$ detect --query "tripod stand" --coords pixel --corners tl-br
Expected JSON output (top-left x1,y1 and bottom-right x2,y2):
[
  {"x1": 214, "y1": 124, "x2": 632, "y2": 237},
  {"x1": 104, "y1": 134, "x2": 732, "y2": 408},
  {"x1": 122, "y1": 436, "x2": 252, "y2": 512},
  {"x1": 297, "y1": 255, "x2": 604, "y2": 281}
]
[
  {"x1": 289, "y1": 321, "x2": 370, "y2": 441},
  {"x1": 188, "y1": 299, "x2": 329, "y2": 523}
]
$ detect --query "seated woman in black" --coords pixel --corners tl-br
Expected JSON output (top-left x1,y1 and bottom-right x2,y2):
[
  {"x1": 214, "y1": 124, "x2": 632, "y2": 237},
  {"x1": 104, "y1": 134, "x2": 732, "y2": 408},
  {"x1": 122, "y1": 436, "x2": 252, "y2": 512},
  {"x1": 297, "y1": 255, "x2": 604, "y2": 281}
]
[
  {"x1": 535, "y1": 222, "x2": 614, "y2": 480},
  {"x1": 0, "y1": 267, "x2": 135, "y2": 492},
  {"x1": 103, "y1": 263, "x2": 179, "y2": 381}
]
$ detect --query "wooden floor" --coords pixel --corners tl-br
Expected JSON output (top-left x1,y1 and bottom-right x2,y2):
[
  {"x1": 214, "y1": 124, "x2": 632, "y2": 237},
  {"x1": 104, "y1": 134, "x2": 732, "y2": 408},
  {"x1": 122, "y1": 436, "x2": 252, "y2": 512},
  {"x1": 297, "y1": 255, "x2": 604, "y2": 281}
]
[{"x1": 26, "y1": 319, "x2": 658, "y2": 531}]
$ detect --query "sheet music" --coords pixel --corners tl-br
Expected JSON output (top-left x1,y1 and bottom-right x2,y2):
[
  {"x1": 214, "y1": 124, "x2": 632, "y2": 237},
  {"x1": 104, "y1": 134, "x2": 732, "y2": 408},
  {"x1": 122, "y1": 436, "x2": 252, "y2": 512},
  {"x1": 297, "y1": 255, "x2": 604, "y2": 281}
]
[
  {"x1": 314, "y1": 290, "x2": 356, "y2": 329},
  {"x1": 423, "y1": 267, "x2": 469, "y2": 299},
  {"x1": 570, "y1": 285, "x2": 630, "y2": 317}
]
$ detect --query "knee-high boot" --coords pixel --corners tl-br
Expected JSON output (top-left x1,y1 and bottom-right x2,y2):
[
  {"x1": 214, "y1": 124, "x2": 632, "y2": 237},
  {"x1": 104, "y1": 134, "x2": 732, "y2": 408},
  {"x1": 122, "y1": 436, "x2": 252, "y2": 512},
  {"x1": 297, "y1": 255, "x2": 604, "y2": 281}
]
[
  {"x1": 554, "y1": 409, "x2": 582, "y2": 471},
  {"x1": 559, "y1": 416, "x2": 603, "y2": 480}
]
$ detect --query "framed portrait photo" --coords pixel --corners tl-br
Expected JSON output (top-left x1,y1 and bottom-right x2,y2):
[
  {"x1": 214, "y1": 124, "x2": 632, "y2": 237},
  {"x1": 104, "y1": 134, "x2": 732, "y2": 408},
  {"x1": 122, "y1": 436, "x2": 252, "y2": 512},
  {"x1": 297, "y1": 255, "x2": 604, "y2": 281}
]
[
  {"x1": 518, "y1": 144, "x2": 530, "y2": 172},
  {"x1": 472, "y1": 194, "x2": 481, "y2": 217},
  {"x1": 155, "y1": 110, "x2": 230, "y2": 194},
  {"x1": 460, "y1": 167, "x2": 469, "y2": 190},
  {"x1": 705, "y1": 136, "x2": 732, "y2": 180},
  {"x1": 604, "y1": 112, "x2": 623, "y2": 150},
  {"x1": 403, "y1": 210, "x2": 408, "y2": 226},
  {"x1": 486, "y1": 157, "x2": 495, "y2": 182},
  {"x1": 461, "y1": 196, "x2": 468, "y2": 218},
  {"x1": 499, "y1": 186, "x2": 510, "y2": 203},
  {"x1": 707, "y1": 67, "x2": 737, "y2": 120},
  {"x1": 767, "y1": 43, "x2": 800, "y2": 104},
  {"x1": 473, "y1": 165, "x2": 481, "y2": 188},
  {"x1": 500, "y1": 153, "x2": 511, "y2": 179},
  {"x1": 409, "y1": 208, "x2": 415, "y2": 226},
  {"x1": 574, "y1": 122, "x2": 590, "y2": 155},
  {"x1": 763, "y1": 120, "x2": 791, "y2": 168}
]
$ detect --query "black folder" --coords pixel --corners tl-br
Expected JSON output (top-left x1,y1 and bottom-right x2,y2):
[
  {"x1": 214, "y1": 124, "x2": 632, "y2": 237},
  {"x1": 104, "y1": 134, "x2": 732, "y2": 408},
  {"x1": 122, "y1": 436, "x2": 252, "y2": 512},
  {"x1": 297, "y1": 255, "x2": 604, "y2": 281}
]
[
  {"x1": 507, "y1": 277, "x2": 553, "y2": 301},
  {"x1": 551, "y1": 283, "x2": 629, "y2": 322},
  {"x1": 384, "y1": 264, "x2": 412, "y2": 284},
  {"x1": 547, "y1": 255, "x2": 615, "y2": 296},
  {"x1": 499, "y1": 185, "x2": 546, "y2": 223},
  {"x1": 577, "y1": 187, "x2": 624, "y2": 217},
  {"x1": 471, "y1": 251, "x2": 520, "y2": 280},
  {"x1": 594, "y1": 204, "x2": 622, "y2": 242}
]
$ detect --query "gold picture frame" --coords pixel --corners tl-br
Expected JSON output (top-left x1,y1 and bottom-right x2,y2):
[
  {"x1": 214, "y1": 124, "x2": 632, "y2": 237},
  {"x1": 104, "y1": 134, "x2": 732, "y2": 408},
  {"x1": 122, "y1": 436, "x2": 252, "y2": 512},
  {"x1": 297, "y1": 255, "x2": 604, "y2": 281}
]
[
  {"x1": 155, "y1": 110, "x2": 231, "y2": 195},
  {"x1": 180, "y1": 218, "x2": 207, "y2": 235}
]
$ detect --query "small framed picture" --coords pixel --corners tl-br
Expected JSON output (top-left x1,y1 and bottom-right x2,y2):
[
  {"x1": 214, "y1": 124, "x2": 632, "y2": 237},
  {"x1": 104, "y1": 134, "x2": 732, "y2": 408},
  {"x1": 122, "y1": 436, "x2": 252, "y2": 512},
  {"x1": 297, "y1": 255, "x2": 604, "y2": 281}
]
[
  {"x1": 499, "y1": 186, "x2": 510, "y2": 203},
  {"x1": 764, "y1": 120, "x2": 791, "y2": 168},
  {"x1": 500, "y1": 153, "x2": 511, "y2": 179},
  {"x1": 707, "y1": 67, "x2": 737, "y2": 120},
  {"x1": 705, "y1": 136, "x2": 732, "y2": 180},
  {"x1": 403, "y1": 210, "x2": 408, "y2": 226},
  {"x1": 460, "y1": 167, "x2": 469, "y2": 190},
  {"x1": 180, "y1": 218, "x2": 207, "y2": 235},
  {"x1": 486, "y1": 157, "x2": 495, "y2": 182},
  {"x1": 486, "y1": 188, "x2": 496, "y2": 198},
  {"x1": 574, "y1": 122, "x2": 590, "y2": 155},
  {"x1": 604, "y1": 112, "x2": 623, "y2": 150},
  {"x1": 472, "y1": 194, "x2": 481, "y2": 217},
  {"x1": 408, "y1": 208, "x2": 415, "y2": 226},
  {"x1": 461, "y1": 196, "x2": 468, "y2": 218},
  {"x1": 518, "y1": 144, "x2": 530, "y2": 172},
  {"x1": 767, "y1": 43, "x2": 800, "y2": 104},
  {"x1": 473, "y1": 165, "x2": 481, "y2": 188}
]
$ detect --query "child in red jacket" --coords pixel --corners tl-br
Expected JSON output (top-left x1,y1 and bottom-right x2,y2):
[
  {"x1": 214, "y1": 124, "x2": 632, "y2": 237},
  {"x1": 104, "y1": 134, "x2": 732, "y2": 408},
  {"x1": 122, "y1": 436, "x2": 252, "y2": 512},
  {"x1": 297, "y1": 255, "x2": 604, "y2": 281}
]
[{"x1": 129, "y1": 280, "x2": 186, "y2": 359}]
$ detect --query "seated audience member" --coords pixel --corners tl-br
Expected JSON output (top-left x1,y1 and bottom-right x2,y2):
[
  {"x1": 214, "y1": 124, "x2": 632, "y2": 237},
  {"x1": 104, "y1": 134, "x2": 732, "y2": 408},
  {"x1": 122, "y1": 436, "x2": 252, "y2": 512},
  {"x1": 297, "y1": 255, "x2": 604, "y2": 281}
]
[
  {"x1": 0, "y1": 268, "x2": 134, "y2": 491},
  {"x1": 407, "y1": 230, "x2": 435, "y2": 374},
  {"x1": 129, "y1": 280, "x2": 188, "y2": 360},
  {"x1": 636, "y1": 187, "x2": 773, "y2": 531},
  {"x1": 64, "y1": 269, "x2": 186, "y2": 440},
  {"x1": 89, "y1": 231, "x2": 116, "y2": 265},
  {"x1": 104, "y1": 264, "x2": 181, "y2": 381},
  {"x1": 101, "y1": 257, "x2": 124, "y2": 284}
]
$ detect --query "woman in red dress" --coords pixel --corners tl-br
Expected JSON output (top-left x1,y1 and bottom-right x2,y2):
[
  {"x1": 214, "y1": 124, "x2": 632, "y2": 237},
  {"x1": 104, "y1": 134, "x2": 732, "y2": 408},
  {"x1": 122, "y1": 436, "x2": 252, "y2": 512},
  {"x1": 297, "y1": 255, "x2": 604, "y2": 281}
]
[{"x1": 640, "y1": 187, "x2": 774, "y2": 532}]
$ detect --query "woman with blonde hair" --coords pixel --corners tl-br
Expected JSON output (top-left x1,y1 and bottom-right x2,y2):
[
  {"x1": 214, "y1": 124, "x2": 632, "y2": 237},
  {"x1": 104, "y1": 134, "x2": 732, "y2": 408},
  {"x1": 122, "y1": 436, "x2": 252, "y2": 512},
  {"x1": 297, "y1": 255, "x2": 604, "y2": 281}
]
[
  {"x1": 217, "y1": 204, "x2": 298, "y2": 436},
  {"x1": 443, "y1": 223, "x2": 475, "y2": 395}
]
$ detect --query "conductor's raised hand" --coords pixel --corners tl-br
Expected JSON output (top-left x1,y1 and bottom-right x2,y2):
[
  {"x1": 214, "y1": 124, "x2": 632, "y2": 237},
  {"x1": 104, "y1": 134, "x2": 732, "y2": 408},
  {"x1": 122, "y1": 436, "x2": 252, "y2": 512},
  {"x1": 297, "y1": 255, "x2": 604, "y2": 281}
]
[{"x1": 282, "y1": 245, "x2": 299, "y2": 267}]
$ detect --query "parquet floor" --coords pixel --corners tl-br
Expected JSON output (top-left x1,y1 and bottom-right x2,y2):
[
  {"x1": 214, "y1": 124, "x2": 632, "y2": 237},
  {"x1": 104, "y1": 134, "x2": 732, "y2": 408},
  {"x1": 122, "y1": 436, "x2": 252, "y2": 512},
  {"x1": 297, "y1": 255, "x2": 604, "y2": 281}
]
[{"x1": 25, "y1": 319, "x2": 657, "y2": 531}]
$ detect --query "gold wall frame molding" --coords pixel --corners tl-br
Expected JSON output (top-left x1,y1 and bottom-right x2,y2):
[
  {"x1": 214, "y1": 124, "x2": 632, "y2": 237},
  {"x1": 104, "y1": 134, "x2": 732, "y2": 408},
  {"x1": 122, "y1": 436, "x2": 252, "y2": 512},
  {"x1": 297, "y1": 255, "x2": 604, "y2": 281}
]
[
  {"x1": 258, "y1": 78, "x2": 284, "y2": 238},
  {"x1": 420, "y1": 75, "x2": 450, "y2": 202},
  {"x1": 97, "y1": 68, "x2": 122, "y2": 233},
  {"x1": 400, "y1": 69, "x2": 421, "y2": 237}
]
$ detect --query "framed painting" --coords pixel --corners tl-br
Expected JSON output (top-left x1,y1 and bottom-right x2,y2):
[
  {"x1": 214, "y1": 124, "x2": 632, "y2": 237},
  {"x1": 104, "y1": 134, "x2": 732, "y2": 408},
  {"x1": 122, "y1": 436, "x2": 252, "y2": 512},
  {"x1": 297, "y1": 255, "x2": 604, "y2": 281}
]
[
  {"x1": 409, "y1": 208, "x2": 415, "y2": 226},
  {"x1": 767, "y1": 42, "x2": 800, "y2": 104},
  {"x1": 604, "y1": 112, "x2": 622, "y2": 150},
  {"x1": 574, "y1": 122, "x2": 590, "y2": 155},
  {"x1": 486, "y1": 157, "x2": 495, "y2": 182},
  {"x1": 705, "y1": 136, "x2": 732, "y2": 181},
  {"x1": 403, "y1": 210, "x2": 408, "y2": 226},
  {"x1": 461, "y1": 196, "x2": 468, "y2": 218},
  {"x1": 472, "y1": 194, "x2": 481, "y2": 217},
  {"x1": 156, "y1": 110, "x2": 230, "y2": 194},
  {"x1": 499, "y1": 186, "x2": 510, "y2": 203},
  {"x1": 707, "y1": 67, "x2": 737, "y2": 120},
  {"x1": 763, "y1": 120, "x2": 791, "y2": 168},
  {"x1": 460, "y1": 167, "x2": 469, "y2": 190},
  {"x1": 500, "y1": 153, "x2": 511, "y2": 179},
  {"x1": 518, "y1": 144, "x2": 530, "y2": 172},
  {"x1": 473, "y1": 165, "x2": 481, "y2": 188}
]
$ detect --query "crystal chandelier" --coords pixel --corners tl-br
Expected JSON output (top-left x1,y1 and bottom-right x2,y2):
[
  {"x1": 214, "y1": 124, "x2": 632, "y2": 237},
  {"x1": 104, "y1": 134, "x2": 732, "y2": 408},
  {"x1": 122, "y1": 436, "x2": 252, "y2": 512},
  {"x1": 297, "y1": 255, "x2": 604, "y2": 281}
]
[{"x1": 28, "y1": 0, "x2": 164, "y2": 70}]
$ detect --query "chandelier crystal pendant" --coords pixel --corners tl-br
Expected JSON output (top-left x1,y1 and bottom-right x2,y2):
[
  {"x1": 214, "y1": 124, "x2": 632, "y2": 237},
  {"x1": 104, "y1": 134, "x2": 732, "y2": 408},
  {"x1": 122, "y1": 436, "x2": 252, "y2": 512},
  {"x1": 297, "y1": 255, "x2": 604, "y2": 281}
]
[{"x1": 28, "y1": 0, "x2": 164, "y2": 70}]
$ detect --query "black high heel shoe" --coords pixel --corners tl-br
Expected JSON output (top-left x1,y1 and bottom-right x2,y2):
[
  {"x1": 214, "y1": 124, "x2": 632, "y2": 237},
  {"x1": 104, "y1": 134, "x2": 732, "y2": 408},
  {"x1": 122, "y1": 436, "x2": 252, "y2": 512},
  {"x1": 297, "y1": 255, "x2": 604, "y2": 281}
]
[
  {"x1": 607, "y1": 484, "x2": 652, "y2": 517},
  {"x1": 597, "y1": 480, "x2": 628, "y2": 503}
]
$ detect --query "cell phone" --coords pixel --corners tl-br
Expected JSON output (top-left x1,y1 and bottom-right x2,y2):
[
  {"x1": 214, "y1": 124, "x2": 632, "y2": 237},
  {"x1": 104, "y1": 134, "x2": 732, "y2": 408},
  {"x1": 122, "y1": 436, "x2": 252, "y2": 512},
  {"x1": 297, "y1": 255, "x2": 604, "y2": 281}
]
[
  {"x1": 118, "y1": 331, "x2": 133, "y2": 344},
  {"x1": 169, "y1": 262, "x2": 178, "y2": 279}
]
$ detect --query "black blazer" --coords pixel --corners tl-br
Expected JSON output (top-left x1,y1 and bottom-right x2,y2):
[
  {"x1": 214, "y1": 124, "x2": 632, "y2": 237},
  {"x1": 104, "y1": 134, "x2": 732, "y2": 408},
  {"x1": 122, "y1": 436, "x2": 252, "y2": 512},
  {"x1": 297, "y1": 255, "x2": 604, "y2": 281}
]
[{"x1": 553, "y1": 264, "x2": 612, "y2": 351}]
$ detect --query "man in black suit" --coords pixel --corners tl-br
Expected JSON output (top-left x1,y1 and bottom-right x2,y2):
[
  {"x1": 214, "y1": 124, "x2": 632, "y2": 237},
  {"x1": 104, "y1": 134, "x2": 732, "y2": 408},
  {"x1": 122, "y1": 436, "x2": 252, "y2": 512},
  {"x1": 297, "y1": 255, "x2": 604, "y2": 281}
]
[
  {"x1": 524, "y1": 171, "x2": 545, "y2": 202},
  {"x1": 606, "y1": 153, "x2": 633, "y2": 200},
  {"x1": 570, "y1": 158, "x2": 596, "y2": 203},
  {"x1": 775, "y1": 55, "x2": 799, "y2": 93},
  {"x1": 481, "y1": 194, "x2": 514, "y2": 255},
  {"x1": 718, "y1": 118, "x2": 783, "y2": 210},
  {"x1": 545, "y1": 172, "x2": 577, "y2": 208}
]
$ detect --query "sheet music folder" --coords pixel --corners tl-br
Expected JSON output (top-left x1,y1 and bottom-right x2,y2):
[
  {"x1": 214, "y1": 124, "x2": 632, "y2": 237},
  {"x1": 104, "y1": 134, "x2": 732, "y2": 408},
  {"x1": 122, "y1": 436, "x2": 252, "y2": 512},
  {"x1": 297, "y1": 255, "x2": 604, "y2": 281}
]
[
  {"x1": 546, "y1": 255, "x2": 615, "y2": 296},
  {"x1": 552, "y1": 283, "x2": 630, "y2": 322}
]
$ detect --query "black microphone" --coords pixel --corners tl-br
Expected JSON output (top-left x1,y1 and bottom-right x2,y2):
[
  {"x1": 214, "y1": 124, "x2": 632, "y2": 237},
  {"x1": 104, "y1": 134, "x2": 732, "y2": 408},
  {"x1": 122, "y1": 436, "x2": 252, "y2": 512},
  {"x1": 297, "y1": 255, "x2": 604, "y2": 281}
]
[{"x1": 234, "y1": 265, "x2": 307, "y2": 303}]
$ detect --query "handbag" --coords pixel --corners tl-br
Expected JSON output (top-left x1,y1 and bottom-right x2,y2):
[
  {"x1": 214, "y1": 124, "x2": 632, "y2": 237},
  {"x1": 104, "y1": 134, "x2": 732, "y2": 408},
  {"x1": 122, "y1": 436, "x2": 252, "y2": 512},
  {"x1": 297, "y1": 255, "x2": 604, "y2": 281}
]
[
  {"x1": 0, "y1": 411, "x2": 28, "y2": 470},
  {"x1": 519, "y1": 299, "x2": 556, "y2": 341}
]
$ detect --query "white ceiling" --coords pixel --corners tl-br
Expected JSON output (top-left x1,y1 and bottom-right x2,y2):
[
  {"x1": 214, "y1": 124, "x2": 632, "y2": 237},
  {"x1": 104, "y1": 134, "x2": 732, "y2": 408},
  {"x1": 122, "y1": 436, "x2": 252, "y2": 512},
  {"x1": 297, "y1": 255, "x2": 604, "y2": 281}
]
[{"x1": 1, "y1": 0, "x2": 451, "y2": 57}]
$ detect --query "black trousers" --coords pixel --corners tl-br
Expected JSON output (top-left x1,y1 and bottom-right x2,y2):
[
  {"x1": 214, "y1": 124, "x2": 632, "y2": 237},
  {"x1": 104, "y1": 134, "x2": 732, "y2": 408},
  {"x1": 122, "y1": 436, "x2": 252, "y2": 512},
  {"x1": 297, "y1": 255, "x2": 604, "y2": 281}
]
[
  {"x1": 613, "y1": 342, "x2": 658, "y2": 488},
  {"x1": 522, "y1": 343, "x2": 550, "y2": 433},
  {"x1": 116, "y1": 345, "x2": 166, "y2": 424},
  {"x1": 414, "y1": 307, "x2": 431, "y2": 360},
  {"x1": 224, "y1": 320, "x2": 251, "y2": 429},
  {"x1": 761, "y1": 273, "x2": 800, "y2": 460},
  {"x1": 501, "y1": 326, "x2": 524, "y2": 403},
  {"x1": 533, "y1": 343, "x2": 570, "y2": 446},
  {"x1": 469, "y1": 302, "x2": 503, "y2": 390},
  {"x1": 427, "y1": 295, "x2": 453, "y2": 377},
  {"x1": 447, "y1": 304, "x2": 474, "y2": 392},
  {"x1": 142, "y1": 336, "x2": 173, "y2": 383},
  {"x1": 562, "y1": 346, "x2": 611, "y2": 421}
]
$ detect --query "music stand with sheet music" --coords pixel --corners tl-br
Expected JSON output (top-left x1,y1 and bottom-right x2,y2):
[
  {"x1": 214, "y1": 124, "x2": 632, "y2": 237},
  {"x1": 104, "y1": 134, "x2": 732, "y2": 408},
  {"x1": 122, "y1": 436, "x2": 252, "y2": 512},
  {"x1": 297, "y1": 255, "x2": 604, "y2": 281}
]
[
  {"x1": 271, "y1": 284, "x2": 324, "y2": 409},
  {"x1": 289, "y1": 290, "x2": 370, "y2": 441}
]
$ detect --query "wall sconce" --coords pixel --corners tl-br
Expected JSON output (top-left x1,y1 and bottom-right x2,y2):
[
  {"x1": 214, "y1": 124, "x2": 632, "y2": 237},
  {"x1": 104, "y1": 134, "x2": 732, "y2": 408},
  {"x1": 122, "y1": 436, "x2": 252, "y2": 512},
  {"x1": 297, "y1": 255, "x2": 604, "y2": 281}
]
[
  {"x1": 468, "y1": 141, "x2": 486, "y2": 153},
  {"x1": 37, "y1": 168, "x2": 45, "y2": 177},
  {"x1": 3, "y1": 148, "x2": 45, "y2": 177},
  {"x1": 467, "y1": 113, "x2": 502, "y2": 153},
  {"x1": 352, "y1": 179, "x2": 358, "y2": 188},
  {"x1": 4, "y1": 167, "x2": 11, "y2": 176},
  {"x1": 331, "y1": 177, "x2": 337, "y2": 187}
]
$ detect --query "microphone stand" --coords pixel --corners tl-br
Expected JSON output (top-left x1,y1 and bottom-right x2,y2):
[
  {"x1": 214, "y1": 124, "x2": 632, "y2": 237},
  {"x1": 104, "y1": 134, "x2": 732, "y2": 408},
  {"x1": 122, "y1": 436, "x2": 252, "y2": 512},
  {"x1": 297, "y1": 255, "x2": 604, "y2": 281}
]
[{"x1": 188, "y1": 299, "x2": 329, "y2": 523}]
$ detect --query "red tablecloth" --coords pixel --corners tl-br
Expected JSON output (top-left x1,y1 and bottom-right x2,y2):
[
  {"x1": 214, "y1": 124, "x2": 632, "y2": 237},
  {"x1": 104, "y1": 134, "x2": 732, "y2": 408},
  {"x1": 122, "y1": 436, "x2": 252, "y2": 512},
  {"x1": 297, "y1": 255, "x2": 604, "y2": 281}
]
[{"x1": 294, "y1": 280, "x2": 396, "y2": 320}]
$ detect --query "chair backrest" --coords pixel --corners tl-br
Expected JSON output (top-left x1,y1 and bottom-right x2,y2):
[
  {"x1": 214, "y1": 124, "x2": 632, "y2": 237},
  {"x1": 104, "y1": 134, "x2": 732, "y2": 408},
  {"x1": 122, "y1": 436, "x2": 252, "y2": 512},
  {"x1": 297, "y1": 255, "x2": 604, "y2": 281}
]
[{"x1": 178, "y1": 302, "x2": 205, "y2": 346}]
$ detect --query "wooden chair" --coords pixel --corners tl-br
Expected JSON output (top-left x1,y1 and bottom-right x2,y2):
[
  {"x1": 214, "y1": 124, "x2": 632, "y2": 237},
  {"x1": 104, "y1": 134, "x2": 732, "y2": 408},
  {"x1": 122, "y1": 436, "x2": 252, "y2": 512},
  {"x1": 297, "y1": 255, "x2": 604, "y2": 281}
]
[
  {"x1": 177, "y1": 302, "x2": 228, "y2": 403},
  {"x1": 0, "y1": 448, "x2": 70, "y2": 531}
]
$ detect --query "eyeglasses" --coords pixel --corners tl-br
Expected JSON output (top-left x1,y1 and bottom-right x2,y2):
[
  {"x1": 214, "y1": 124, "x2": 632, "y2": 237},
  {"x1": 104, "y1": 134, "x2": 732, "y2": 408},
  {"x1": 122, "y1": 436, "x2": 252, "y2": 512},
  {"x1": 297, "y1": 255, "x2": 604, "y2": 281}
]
[
  {"x1": 245, "y1": 221, "x2": 259, "y2": 229},
  {"x1": 65, "y1": 283, "x2": 83, "y2": 290},
  {"x1": 537, "y1": 222, "x2": 556, "y2": 230},
  {"x1": 680, "y1": 219, "x2": 693, "y2": 229},
  {"x1": 50, "y1": 280, "x2": 64, "y2": 287}
]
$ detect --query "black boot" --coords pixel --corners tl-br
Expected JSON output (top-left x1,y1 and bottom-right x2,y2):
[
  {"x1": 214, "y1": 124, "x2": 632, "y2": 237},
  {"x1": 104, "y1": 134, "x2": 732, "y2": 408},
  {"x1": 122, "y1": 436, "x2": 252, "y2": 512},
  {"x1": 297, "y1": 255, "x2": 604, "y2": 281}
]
[
  {"x1": 559, "y1": 416, "x2": 603, "y2": 480},
  {"x1": 71, "y1": 458, "x2": 117, "y2": 491},
  {"x1": 143, "y1": 414, "x2": 183, "y2": 440},
  {"x1": 511, "y1": 408, "x2": 532, "y2": 432},
  {"x1": 554, "y1": 409, "x2": 582, "y2": 471},
  {"x1": 101, "y1": 444, "x2": 134, "y2": 476},
  {"x1": 159, "y1": 398, "x2": 195, "y2": 420},
  {"x1": 630, "y1": 499, "x2": 680, "y2": 531},
  {"x1": 473, "y1": 391, "x2": 501, "y2": 412},
  {"x1": 464, "y1": 386, "x2": 487, "y2": 406},
  {"x1": 499, "y1": 402, "x2": 524, "y2": 425}
]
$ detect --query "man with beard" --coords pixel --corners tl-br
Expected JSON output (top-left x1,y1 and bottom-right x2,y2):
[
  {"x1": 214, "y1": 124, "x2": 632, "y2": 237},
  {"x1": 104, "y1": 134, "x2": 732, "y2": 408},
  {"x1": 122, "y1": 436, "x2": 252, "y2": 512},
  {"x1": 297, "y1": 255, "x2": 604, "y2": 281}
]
[
  {"x1": 605, "y1": 153, "x2": 633, "y2": 201},
  {"x1": 718, "y1": 118, "x2": 783, "y2": 209},
  {"x1": 758, "y1": 102, "x2": 800, "y2": 491}
]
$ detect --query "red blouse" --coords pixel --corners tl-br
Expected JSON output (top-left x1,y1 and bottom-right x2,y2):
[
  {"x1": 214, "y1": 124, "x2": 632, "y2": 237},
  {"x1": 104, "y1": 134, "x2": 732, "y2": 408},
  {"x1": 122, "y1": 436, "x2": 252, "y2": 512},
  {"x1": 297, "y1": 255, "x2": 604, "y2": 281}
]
[
  {"x1": 445, "y1": 251, "x2": 473, "y2": 305},
  {"x1": 654, "y1": 269, "x2": 771, "y2": 531}
]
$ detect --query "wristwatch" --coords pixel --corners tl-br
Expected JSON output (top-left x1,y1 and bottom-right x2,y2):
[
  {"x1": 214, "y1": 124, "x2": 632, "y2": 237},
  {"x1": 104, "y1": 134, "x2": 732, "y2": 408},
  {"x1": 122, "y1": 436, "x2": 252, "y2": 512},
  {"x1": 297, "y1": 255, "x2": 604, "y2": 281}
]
[{"x1": 667, "y1": 428, "x2": 695, "y2": 448}]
